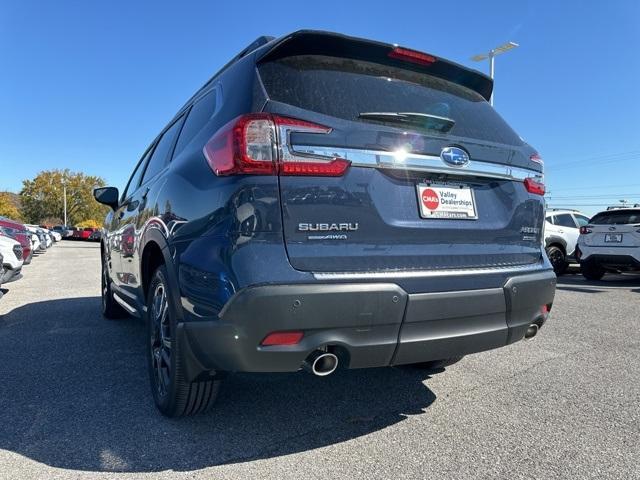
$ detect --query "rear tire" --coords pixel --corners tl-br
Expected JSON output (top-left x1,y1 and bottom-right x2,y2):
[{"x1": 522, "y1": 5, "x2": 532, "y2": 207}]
[
  {"x1": 409, "y1": 356, "x2": 464, "y2": 371},
  {"x1": 581, "y1": 262, "x2": 605, "y2": 281},
  {"x1": 546, "y1": 245, "x2": 568, "y2": 275},
  {"x1": 101, "y1": 251, "x2": 127, "y2": 319},
  {"x1": 147, "y1": 264, "x2": 221, "y2": 417}
]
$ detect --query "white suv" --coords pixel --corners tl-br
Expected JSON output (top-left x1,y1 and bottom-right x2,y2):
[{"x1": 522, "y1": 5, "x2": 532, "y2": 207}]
[
  {"x1": 0, "y1": 234, "x2": 24, "y2": 284},
  {"x1": 576, "y1": 208, "x2": 640, "y2": 280},
  {"x1": 544, "y1": 209, "x2": 591, "y2": 275}
]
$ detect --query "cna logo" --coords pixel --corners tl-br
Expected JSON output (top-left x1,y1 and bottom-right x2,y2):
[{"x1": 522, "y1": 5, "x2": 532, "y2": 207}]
[{"x1": 422, "y1": 188, "x2": 440, "y2": 210}]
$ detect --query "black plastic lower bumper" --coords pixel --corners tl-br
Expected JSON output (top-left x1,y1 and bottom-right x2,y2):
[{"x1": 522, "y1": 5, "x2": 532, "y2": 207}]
[
  {"x1": 581, "y1": 255, "x2": 640, "y2": 271},
  {"x1": 178, "y1": 269, "x2": 557, "y2": 378}
]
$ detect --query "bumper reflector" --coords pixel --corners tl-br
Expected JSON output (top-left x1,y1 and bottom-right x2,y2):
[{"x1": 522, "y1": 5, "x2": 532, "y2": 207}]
[{"x1": 261, "y1": 331, "x2": 304, "y2": 346}]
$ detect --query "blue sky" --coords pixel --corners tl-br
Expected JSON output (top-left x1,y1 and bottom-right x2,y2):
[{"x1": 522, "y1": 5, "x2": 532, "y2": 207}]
[{"x1": 1, "y1": 0, "x2": 639, "y2": 215}]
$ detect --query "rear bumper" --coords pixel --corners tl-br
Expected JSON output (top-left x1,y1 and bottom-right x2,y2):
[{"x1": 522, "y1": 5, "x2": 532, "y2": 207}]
[
  {"x1": 580, "y1": 253, "x2": 640, "y2": 271},
  {"x1": 178, "y1": 268, "x2": 556, "y2": 377},
  {"x1": 578, "y1": 244, "x2": 639, "y2": 260}
]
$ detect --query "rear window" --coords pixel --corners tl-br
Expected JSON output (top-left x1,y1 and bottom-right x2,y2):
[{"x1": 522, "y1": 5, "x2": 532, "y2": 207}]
[
  {"x1": 590, "y1": 210, "x2": 640, "y2": 225},
  {"x1": 258, "y1": 55, "x2": 523, "y2": 145}
]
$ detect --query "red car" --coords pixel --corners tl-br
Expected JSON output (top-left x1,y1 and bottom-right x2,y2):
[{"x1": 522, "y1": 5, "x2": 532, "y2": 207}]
[
  {"x1": 72, "y1": 227, "x2": 97, "y2": 241},
  {"x1": 0, "y1": 217, "x2": 32, "y2": 264}
]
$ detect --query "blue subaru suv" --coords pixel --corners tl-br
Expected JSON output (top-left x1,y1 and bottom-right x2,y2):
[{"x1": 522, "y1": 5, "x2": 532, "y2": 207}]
[{"x1": 94, "y1": 31, "x2": 556, "y2": 417}]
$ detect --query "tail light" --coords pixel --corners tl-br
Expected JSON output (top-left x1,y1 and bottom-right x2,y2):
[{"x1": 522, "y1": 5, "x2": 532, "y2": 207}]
[
  {"x1": 524, "y1": 177, "x2": 545, "y2": 195},
  {"x1": 580, "y1": 226, "x2": 592, "y2": 234},
  {"x1": 203, "y1": 114, "x2": 350, "y2": 177},
  {"x1": 525, "y1": 153, "x2": 545, "y2": 195},
  {"x1": 203, "y1": 114, "x2": 276, "y2": 176}
]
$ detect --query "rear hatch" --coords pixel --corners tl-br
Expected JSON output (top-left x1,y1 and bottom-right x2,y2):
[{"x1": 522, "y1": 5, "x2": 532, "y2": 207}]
[
  {"x1": 256, "y1": 31, "x2": 545, "y2": 272},
  {"x1": 583, "y1": 209, "x2": 640, "y2": 247}
]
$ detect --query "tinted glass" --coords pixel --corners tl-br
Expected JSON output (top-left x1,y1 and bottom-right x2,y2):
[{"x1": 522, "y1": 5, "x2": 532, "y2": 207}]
[
  {"x1": 554, "y1": 214, "x2": 577, "y2": 228},
  {"x1": 259, "y1": 55, "x2": 523, "y2": 145},
  {"x1": 122, "y1": 149, "x2": 151, "y2": 200},
  {"x1": 574, "y1": 215, "x2": 590, "y2": 227},
  {"x1": 1, "y1": 226, "x2": 17, "y2": 236},
  {"x1": 173, "y1": 90, "x2": 216, "y2": 157},
  {"x1": 140, "y1": 117, "x2": 185, "y2": 185},
  {"x1": 590, "y1": 210, "x2": 640, "y2": 225}
]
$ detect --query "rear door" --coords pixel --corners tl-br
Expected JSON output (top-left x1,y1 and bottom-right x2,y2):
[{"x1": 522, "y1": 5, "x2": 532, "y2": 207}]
[
  {"x1": 552, "y1": 213, "x2": 580, "y2": 255},
  {"x1": 583, "y1": 210, "x2": 640, "y2": 248},
  {"x1": 257, "y1": 49, "x2": 545, "y2": 273},
  {"x1": 118, "y1": 115, "x2": 185, "y2": 295}
]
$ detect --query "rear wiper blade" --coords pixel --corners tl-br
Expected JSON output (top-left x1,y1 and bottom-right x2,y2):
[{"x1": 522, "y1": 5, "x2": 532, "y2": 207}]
[{"x1": 358, "y1": 112, "x2": 455, "y2": 133}]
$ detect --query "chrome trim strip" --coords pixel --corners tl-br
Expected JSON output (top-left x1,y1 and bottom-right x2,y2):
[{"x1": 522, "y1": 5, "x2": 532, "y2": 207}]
[
  {"x1": 292, "y1": 145, "x2": 542, "y2": 182},
  {"x1": 313, "y1": 262, "x2": 548, "y2": 280},
  {"x1": 113, "y1": 292, "x2": 140, "y2": 316}
]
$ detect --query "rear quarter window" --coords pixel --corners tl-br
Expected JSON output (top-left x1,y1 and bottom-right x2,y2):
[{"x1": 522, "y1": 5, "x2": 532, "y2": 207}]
[
  {"x1": 258, "y1": 55, "x2": 523, "y2": 146},
  {"x1": 173, "y1": 89, "x2": 217, "y2": 157}
]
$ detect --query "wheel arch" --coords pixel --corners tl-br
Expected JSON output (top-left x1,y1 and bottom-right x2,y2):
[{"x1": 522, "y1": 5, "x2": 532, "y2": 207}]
[
  {"x1": 139, "y1": 227, "x2": 184, "y2": 322},
  {"x1": 545, "y1": 236, "x2": 567, "y2": 254}
]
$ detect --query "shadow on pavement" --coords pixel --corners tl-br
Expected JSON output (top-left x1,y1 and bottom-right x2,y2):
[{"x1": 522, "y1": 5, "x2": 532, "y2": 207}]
[
  {"x1": 0, "y1": 297, "x2": 436, "y2": 473},
  {"x1": 556, "y1": 272, "x2": 640, "y2": 293},
  {"x1": 555, "y1": 285, "x2": 606, "y2": 294}
]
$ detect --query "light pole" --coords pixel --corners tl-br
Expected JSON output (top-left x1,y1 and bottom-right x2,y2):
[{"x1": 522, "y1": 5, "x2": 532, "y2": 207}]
[
  {"x1": 471, "y1": 41, "x2": 519, "y2": 106},
  {"x1": 62, "y1": 175, "x2": 67, "y2": 227}
]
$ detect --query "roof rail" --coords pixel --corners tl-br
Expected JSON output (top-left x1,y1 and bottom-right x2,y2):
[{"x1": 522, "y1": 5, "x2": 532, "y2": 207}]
[
  {"x1": 207, "y1": 35, "x2": 275, "y2": 82},
  {"x1": 234, "y1": 36, "x2": 275, "y2": 61},
  {"x1": 606, "y1": 204, "x2": 640, "y2": 210},
  {"x1": 178, "y1": 35, "x2": 275, "y2": 112}
]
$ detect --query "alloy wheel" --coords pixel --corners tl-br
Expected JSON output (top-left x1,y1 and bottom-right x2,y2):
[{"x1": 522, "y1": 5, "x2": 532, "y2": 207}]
[
  {"x1": 548, "y1": 249, "x2": 564, "y2": 271},
  {"x1": 101, "y1": 258, "x2": 108, "y2": 311},
  {"x1": 150, "y1": 283, "x2": 171, "y2": 397}
]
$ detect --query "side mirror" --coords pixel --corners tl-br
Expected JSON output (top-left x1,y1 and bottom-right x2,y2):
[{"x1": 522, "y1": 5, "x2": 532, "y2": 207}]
[{"x1": 93, "y1": 187, "x2": 119, "y2": 210}]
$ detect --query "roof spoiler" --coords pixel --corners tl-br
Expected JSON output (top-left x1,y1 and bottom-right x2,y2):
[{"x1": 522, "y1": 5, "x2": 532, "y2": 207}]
[{"x1": 256, "y1": 30, "x2": 493, "y2": 101}]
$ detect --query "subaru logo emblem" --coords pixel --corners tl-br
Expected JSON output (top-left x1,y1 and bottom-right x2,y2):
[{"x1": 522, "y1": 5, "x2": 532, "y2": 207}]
[{"x1": 441, "y1": 146, "x2": 470, "y2": 167}]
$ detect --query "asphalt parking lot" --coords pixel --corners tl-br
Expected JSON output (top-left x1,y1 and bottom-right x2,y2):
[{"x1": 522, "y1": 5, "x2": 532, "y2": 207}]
[{"x1": 0, "y1": 242, "x2": 638, "y2": 479}]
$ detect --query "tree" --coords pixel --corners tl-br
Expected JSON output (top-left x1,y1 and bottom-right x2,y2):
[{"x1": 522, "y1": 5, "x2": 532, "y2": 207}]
[
  {"x1": 19, "y1": 169, "x2": 109, "y2": 226},
  {"x1": 0, "y1": 192, "x2": 22, "y2": 221},
  {"x1": 76, "y1": 219, "x2": 101, "y2": 229}
]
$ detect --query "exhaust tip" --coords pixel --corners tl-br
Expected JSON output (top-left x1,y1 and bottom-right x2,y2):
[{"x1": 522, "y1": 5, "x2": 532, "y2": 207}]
[
  {"x1": 304, "y1": 351, "x2": 339, "y2": 376},
  {"x1": 524, "y1": 323, "x2": 539, "y2": 340}
]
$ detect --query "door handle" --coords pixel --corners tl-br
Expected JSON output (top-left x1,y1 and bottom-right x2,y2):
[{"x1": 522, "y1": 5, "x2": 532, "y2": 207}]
[{"x1": 139, "y1": 187, "x2": 151, "y2": 211}]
